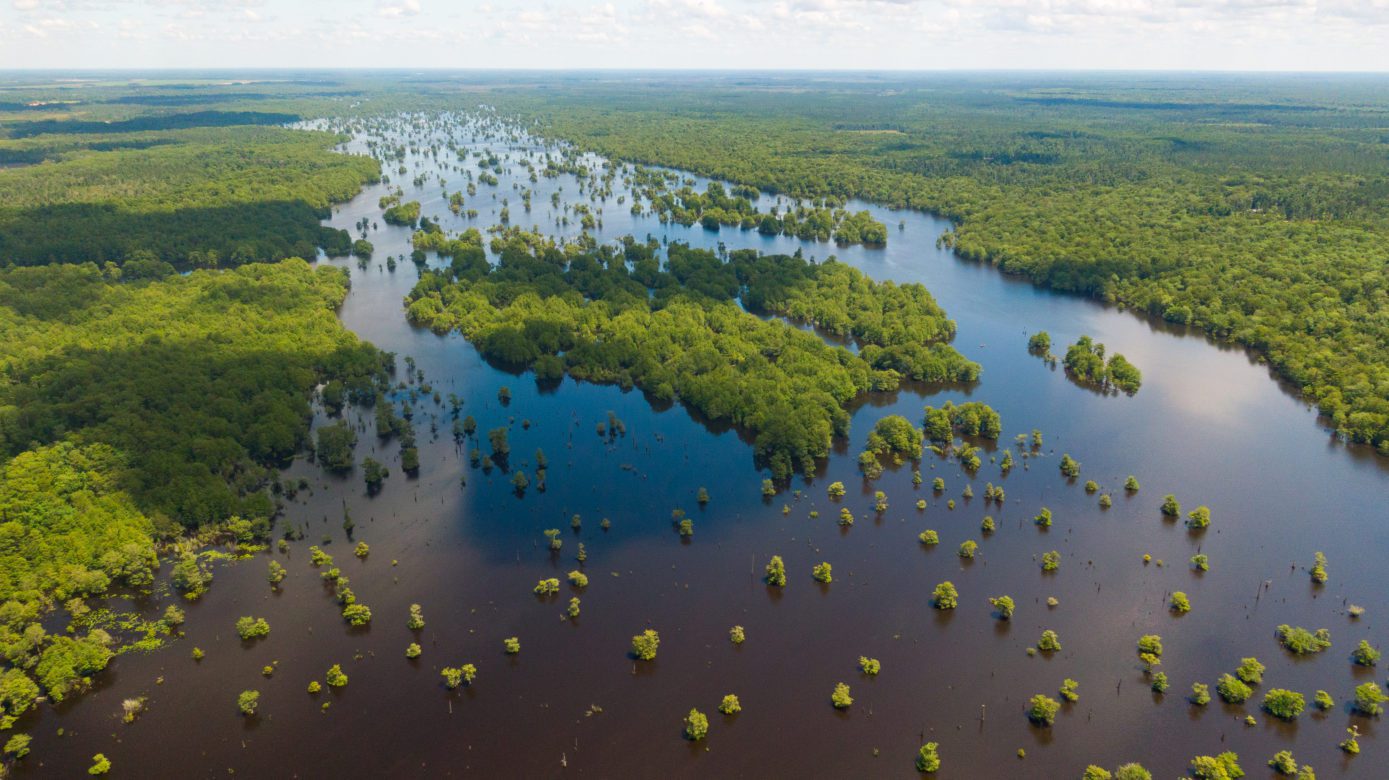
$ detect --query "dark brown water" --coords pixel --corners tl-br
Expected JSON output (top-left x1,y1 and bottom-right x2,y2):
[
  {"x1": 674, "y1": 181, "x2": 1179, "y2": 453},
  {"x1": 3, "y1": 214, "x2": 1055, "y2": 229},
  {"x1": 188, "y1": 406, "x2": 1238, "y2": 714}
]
[{"x1": 15, "y1": 113, "x2": 1388, "y2": 778}]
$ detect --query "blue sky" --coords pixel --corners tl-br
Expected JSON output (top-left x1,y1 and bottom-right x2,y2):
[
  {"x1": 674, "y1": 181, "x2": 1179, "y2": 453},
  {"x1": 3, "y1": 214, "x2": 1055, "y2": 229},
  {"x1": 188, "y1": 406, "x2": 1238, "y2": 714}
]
[{"x1": 2, "y1": 0, "x2": 1387, "y2": 71}]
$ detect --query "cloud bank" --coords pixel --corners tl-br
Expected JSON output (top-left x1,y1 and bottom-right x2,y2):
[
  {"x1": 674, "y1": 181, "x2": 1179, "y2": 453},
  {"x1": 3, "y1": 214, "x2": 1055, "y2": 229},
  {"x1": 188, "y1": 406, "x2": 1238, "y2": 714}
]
[{"x1": 2, "y1": 0, "x2": 1387, "y2": 70}]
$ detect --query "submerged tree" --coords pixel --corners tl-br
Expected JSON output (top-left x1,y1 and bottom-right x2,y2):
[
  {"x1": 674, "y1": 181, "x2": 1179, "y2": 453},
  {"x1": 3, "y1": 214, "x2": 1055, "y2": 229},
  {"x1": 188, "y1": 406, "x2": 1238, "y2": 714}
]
[
  {"x1": 1027, "y1": 694, "x2": 1060, "y2": 726},
  {"x1": 765, "y1": 555, "x2": 787, "y2": 587},
  {"x1": 916, "y1": 741, "x2": 941, "y2": 773},
  {"x1": 631, "y1": 629, "x2": 660, "y2": 661},
  {"x1": 831, "y1": 682, "x2": 854, "y2": 709},
  {"x1": 932, "y1": 581, "x2": 959, "y2": 609},
  {"x1": 237, "y1": 689, "x2": 260, "y2": 716},
  {"x1": 990, "y1": 595, "x2": 1015, "y2": 619}
]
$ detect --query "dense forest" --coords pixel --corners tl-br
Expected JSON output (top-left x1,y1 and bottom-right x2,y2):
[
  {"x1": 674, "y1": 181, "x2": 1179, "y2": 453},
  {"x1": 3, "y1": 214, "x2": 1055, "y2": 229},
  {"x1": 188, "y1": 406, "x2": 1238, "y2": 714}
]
[
  {"x1": 480, "y1": 76, "x2": 1389, "y2": 454},
  {"x1": 405, "y1": 230, "x2": 976, "y2": 478},
  {"x1": 0, "y1": 260, "x2": 387, "y2": 725},
  {"x1": 0, "y1": 86, "x2": 379, "y2": 270}
]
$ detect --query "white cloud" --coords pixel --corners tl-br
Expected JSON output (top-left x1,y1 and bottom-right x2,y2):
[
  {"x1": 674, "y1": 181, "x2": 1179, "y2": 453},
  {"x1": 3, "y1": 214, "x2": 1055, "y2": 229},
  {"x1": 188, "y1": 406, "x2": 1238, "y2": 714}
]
[
  {"x1": 377, "y1": 0, "x2": 421, "y2": 18},
  {"x1": 1, "y1": 0, "x2": 1388, "y2": 68}
]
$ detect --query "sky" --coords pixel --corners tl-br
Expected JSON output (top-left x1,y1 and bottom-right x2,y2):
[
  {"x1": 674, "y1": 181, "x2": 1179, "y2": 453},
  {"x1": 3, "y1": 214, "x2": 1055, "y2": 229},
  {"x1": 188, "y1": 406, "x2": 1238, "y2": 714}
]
[{"x1": 2, "y1": 0, "x2": 1388, "y2": 71}]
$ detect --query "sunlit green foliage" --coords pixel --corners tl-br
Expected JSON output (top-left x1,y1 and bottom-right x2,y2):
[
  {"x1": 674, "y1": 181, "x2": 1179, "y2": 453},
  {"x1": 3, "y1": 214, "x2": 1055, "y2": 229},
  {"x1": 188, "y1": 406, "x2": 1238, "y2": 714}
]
[
  {"x1": 0, "y1": 124, "x2": 376, "y2": 268},
  {"x1": 1263, "y1": 689, "x2": 1306, "y2": 720},
  {"x1": 932, "y1": 581, "x2": 958, "y2": 609},
  {"x1": 407, "y1": 239, "x2": 976, "y2": 478},
  {"x1": 831, "y1": 682, "x2": 853, "y2": 709},
  {"x1": 631, "y1": 629, "x2": 660, "y2": 661},
  {"x1": 1027, "y1": 694, "x2": 1060, "y2": 726},
  {"x1": 1189, "y1": 752, "x2": 1243, "y2": 780},
  {"x1": 1276, "y1": 624, "x2": 1331, "y2": 654},
  {"x1": 0, "y1": 260, "x2": 386, "y2": 525},
  {"x1": 1353, "y1": 681, "x2": 1387, "y2": 716},
  {"x1": 1217, "y1": 674, "x2": 1252, "y2": 704},
  {"x1": 497, "y1": 79, "x2": 1389, "y2": 454},
  {"x1": 765, "y1": 555, "x2": 787, "y2": 587},
  {"x1": 916, "y1": 741, "x2": 940, "y2": 773}
]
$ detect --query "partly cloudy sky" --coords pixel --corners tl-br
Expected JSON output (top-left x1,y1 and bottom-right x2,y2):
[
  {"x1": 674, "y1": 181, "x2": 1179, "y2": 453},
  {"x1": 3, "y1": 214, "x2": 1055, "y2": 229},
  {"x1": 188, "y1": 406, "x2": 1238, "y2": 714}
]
[{"x1": 2, "y1": 0, "x2": 1388, "y2": 70}]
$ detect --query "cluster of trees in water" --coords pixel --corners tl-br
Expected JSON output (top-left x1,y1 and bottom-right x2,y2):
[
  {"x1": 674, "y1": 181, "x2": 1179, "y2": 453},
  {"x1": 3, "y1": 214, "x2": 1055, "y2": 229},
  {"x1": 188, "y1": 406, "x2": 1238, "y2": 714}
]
[
  {"x1": 1029, "y1": 332, "x2": 1142, "y2": 395},
  {"x1": 0, "y1": 260, "x2": 389, "y2": 729},
  {"x1": 406, "y1": 231, "x2": 977, "y2": 478},
  {"x1": 629, "y1": 176, "x2": 888, "y2": 245},
  {"x1": 491, "y1": 81, "x2": 1389, "y2": 454}
]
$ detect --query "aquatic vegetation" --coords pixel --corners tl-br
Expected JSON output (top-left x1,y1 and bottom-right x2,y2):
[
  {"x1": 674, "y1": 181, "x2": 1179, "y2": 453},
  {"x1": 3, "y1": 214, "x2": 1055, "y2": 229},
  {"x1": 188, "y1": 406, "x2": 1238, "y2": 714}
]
[
  {"x1": 631, "y1": 629, "x2": 660, "y2": 661},
  {"x1": 683, "y1": 708, "x2": 709, "y2": 740},
  {"x1": 1340, "y1": 726, "x2": 1361, "y2": 754},
  {"x1": 1353, "y1": 681, "x2": 1386, "y2": 716},
  {"x1": 923, "y1": 401, "x2": 1001, "y2": 442},
  {"x1": 990, "y1": 595, "x2": 1015, "y2": 619},
  {"x1": 1037, "y1": 630, "x2": 1061, "y2": 652},
  {"x1": 1262, "y1": 689, "x2": 1306, "y2": 720},
  {"x1": 1216, "y1": 674, "x2": 1252, "y2": 704},
  {"x1": 1041, "y1": 551, "x2": 1061, "y2": 571},
  {"x1": 729, "y1": 626, "x2": 745, "y2": 644},
  {"x1": 719, "y1": 694, "x2": 741, "y2": 715},
  {"x1": 1309, "y1": 552, "x2": 1328, "y2": 584},
  {"x1": 325, "y1": 664, "x2": 348, "y2": 688},
  {"x1": 1235, "y1": 657, "x2": 1264, "y2": 684},
  {"x1": 237, "y1": 690, "x2": 260, "y2": 716},
  {"x1": 235, "y1": 616, "x2": 270, "y2": 641},
  {"x1": 1169, "y1": 592, "x2": 1191, "y2": 613},
  {"x1": 1190, "y1": 683, "x2": 1211, "y2": 706},
  {"x1": 915, "y1": 741, "x2": 940, "y2": 773},
  {"x1": 1189, "y1": 752, "x2": 1243, "y2": 780},
  {"x1": 342, "y1": 603, "x2": 372, "y2": 625},
  {"x1": 1059, "y1": 454, "x2": 1080, "y2": 478},
  {"x1": 932, "y1": 581, "x2": 958, "y2": 609},
  {"x1": 1059, "y1": 678, "x2": 1079, "y2": 702},
  {"x1": 831, "y1": 682, "x2": 854, "y2": 709},
  {"x1": 812, "y1": 562, "x2": 833, "y2": 583},
  {"x1": 1027, "y1": 694, "x2": 1060, "y2": 726},
  {"x1": 859, "y1": 656, "x2": 881, "y2": 676},
  {"x1": 919, "y1": 530, "x2": 939, "y2": 545},
  {"x1": 1160, "y1": 494, "x2": 1181, "y2": 517},
  {"x1": 1276, "y1": 624, "x2": 1331, "y2": 654},
  {"x1": 504, "y1": 637, "x2": 521, "y2": 655},
  {"x1": 765, "y1": 555, "x2": 788, "y2": 586}
]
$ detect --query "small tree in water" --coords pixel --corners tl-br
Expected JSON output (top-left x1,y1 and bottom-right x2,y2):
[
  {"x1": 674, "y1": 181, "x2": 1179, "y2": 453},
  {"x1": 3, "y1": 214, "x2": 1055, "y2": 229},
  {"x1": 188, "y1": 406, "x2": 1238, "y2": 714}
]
[
  {"x1": 990, "y1": 595, "x2": 1015, "y2": 619},
  {"x1": 831, "y1": 682, "x2": 854, "y2": 709},
  {"x1": 932, "y1": 581, "x2": 959, "y2": 609},
  {"x1": 765, "y1": 555, "x2": 787, "y2": 586},
  {"x1": 631, "y1": 629, "x2": 660, "y2": 661},
  {"x1": 916, "y1": 742, "x2": 941, "y2": 773},
  {"x1": 684, "y1": 708, "x2": 709, "y2": 740},
  {"x1": 1027, "y1": 694, "x2": 1060, "y2": 726}
]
